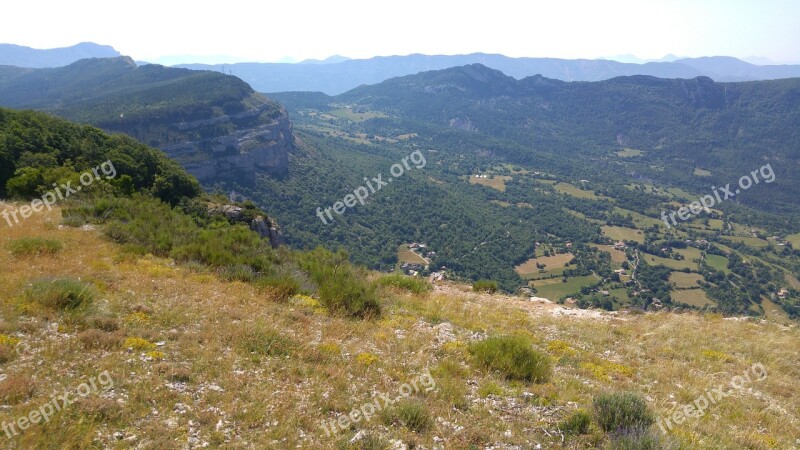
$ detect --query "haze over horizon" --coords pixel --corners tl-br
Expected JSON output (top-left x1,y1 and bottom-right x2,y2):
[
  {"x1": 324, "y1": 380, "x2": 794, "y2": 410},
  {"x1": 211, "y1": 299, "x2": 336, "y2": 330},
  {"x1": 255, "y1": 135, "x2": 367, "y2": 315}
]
[{"x1": 2, "y1": 0, "x2": 799, "y2": 65}]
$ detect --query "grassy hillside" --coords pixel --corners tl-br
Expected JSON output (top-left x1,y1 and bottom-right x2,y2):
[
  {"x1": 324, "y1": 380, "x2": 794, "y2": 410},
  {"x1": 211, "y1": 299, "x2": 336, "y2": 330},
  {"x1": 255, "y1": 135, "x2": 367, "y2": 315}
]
[{"x1": 1, "y1": 206, "x2": 798, "y2": 448}]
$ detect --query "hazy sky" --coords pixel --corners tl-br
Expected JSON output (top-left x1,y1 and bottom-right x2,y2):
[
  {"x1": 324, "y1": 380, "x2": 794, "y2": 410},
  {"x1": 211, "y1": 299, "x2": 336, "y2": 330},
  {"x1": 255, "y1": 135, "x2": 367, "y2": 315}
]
[{"x1": 3, "y1": 0, "x2": 799, "y2": 64}]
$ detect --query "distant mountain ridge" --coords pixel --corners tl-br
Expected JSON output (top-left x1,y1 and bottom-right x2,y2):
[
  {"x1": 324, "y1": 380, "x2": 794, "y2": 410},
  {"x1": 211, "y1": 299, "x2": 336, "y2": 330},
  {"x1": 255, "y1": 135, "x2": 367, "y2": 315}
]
[
  {"x1": 177, "y1": 53, "x2": 800, "y2": 95},
  {"x1": 0, "y1": 42, "x2": 120, "y2": 68},
  {"x1": 274, "y1": 63, "x2": 800, "y2": 216},
  {"x1": 0, "y1": 57, "x2": 295, "y2": 183}
]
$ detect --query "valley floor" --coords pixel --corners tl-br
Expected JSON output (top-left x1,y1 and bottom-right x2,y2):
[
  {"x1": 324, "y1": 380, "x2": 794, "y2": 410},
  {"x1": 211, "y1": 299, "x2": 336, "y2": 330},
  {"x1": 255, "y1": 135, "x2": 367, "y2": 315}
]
[{"x1": 1, "y1": 206, "x2": 798, "y2": 449}]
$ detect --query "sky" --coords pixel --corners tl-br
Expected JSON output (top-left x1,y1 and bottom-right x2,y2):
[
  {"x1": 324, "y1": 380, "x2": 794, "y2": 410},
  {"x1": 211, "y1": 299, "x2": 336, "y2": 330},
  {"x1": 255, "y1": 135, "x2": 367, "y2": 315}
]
[{"x1": 2, "y1": 0, "x2": 800, "y2": 64}]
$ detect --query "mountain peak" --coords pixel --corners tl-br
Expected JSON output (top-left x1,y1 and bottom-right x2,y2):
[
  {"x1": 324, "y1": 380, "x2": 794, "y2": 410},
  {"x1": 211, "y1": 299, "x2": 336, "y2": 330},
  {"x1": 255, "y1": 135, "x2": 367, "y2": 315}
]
[{"x1": 0, "y1": 42, "x2": 121, "y2": 68}]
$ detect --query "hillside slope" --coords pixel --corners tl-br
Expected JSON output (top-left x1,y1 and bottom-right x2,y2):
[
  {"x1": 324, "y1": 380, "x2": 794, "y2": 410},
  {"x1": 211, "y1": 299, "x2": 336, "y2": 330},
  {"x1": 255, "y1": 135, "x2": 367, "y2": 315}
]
[
  {"x1": 334, "y1": 64, "x2": 800, "y2": 216},
  {"x1": 0, "y1": 57, "x2": 295, "y2": 183},
  {"x1": 0, "y1": 206, "x2": 798, "y2": 448}
]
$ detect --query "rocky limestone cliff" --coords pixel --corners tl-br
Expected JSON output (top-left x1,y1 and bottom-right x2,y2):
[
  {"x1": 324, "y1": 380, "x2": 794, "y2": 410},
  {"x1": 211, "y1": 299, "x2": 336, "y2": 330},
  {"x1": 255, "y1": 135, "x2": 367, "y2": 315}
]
[{"x1": 161, "y1": 101, "x2": 295, "y2": 183}]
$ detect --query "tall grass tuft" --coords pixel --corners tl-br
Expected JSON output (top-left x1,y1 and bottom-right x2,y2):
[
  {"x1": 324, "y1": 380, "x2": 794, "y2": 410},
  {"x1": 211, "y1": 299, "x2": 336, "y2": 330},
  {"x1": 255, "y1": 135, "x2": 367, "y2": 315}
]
[
  {"x1": 23, "y1": 278, "x2": 96, "y2": 311},
  {"x1": 469, "y1": 335, "x2": 551, "y2": 383}
]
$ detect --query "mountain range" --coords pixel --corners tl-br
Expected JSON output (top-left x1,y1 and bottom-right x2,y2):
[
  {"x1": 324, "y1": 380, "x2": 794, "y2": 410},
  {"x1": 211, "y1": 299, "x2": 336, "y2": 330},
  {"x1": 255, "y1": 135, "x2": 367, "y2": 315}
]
[
  {"x1": 0, "y1": 42, "x2": 120, "y2": 68},
  {"x1": 179, "y1": 53, "x2": 800, "y2": 95}
]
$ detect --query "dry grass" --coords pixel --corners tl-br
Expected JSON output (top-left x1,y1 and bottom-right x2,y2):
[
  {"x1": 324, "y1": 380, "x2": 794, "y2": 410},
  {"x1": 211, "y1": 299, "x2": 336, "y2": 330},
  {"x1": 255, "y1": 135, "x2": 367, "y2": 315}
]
[{"x1": 0, "y1": 206, "x2": 798, "y2": 448}]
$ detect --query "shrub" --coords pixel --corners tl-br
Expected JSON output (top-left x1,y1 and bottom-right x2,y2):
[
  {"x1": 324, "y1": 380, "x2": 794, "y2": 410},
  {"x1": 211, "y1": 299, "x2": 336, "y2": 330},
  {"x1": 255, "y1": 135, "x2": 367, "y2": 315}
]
[
  {"x1": 559, "y1": 409, "x2": 592, "y2": 435},
  {"x1": 257, "y1": 275, "x2": 300, "y2": 301},
  {"x1": 381, "y1": 400, "x2": 433, "y2": 432},
  {"x1": 378, "y1": 273, "x2": 432, "y2": 294},
  {"x1": 472, "y1": 279, "x2": 498, "y2": 293},
  {"x1": 7, "y1": 238, "x2": 63, "y2": 256},
  {"x1": 123, "y1": 337, "x2": 157, "y2": 351},
  {"x1": 593, "y1": 391, "x2": 654, "y2": 433},
  {"x1": 295, "y1": 247, "x2": 380, "y2": 318},
  {"x1": 469, "y1": 335, "x2": 551, "y2": 383},
  {"x1": 23, "y1": 278, "x2": 96, "y2": 311}
]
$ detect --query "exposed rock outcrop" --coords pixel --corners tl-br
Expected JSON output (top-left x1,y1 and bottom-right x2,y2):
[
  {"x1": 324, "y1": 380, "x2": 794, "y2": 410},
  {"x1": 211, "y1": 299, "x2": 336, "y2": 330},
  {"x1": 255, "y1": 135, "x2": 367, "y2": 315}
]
[
  {"x1": 207, "y1": 203, "x2": 283, "y2": 248},
  {"x1": 162, "y1": 101, "x2": 294, "y2": 183}
]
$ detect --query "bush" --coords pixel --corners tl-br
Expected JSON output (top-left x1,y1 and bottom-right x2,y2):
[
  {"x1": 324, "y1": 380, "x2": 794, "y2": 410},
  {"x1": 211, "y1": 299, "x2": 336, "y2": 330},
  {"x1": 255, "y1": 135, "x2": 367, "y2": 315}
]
[
  {"x1": 378, "y1": 273, "x2": 432, "y2": 294},
  {"x1": 295, "y1": 247, "x2": 380, "y2": 318},
  {"x1": 469, "y1": 335, "x2": 551, "y2": 383},
  {"x1": 23, "y1": 278, "x2": 96, "y2": 311},
  {"x1": 473, "y1": 279, "x2": 498, "y2": 293},
  {"x1": 256, "y1": 275, "x2": 300, "y2": 301},
  {"x1": 381, "y1": 400, "x2": 433, "y2": 432},
  {"x1": 559, "y1": 409, "x2": 592, "y2": 435},
  {"x1": 7, "y1": 238, "x2": 63, "y2": 256},
  {"x1": 593, "y1": 391, "x2": 654, "y2": 433}
]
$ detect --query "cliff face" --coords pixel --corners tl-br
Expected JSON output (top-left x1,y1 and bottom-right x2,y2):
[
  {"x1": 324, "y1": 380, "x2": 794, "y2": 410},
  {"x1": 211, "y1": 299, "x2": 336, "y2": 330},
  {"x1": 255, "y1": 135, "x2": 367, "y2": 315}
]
[
  {"x1": 0, "y1": 57, "x2": 296, "y2": 184},
  {"x1": 161, "y1": 100, "x2": 294, "y2": 183}
]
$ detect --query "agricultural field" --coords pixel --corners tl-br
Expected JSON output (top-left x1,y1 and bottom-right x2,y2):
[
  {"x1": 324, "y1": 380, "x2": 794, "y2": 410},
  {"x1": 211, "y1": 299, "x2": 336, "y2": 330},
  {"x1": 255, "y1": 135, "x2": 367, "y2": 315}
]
[
  {"x1": 674, "y1": 247, "x2": 703, "y2": 263},
  {"x1": 601, "y1": 226, "x2": 644, "y2": 243},
  {"x1": 515, "y1": 253, "x2": 574, "y2": 278},
  {"x1": 693, "y1": 168, "x2": 712, "y2": 176},
  {"x1": 722, "y1": 236, "x2": 770, "y2": 248},
  {"x1": 553, "y1": 182, "x2": 602, "y2": 200},
  {"x1": 591, "y1": 244, "x2": 627, "y2": 263},
  {"x1": 705, "y1": 254, "x2": 731, "y2": 273},
  {"x1": 786, "y1": 273, "x2": 800, "y2": 289},
  {"x1": 532, "y1": 274, "x2": 599, "y2": 300},
  {"x1": 670, "y1": 272, "x2": 703, "y2": 288},
  {"x1": 469, "y1": 174, "x2": 512, "y2": 191},
  {"x1": 397, "y1": 244, "x2": 428, "y2": 265},
  {"x1": 612, "y1": 207, "x2": 664, "y2": 229},
  {"x1": 672, "y1": 288, "x2": 715, "y2": 308},
  {"x1": 328, "y1": 108, "x2": 389, "y2": 122},
  {"x1": 616, "y1": 148, "x2": 643, "y2": 157},
  {"x1": 642, "y1": 253, "x2": 697, "y2": 271}
]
